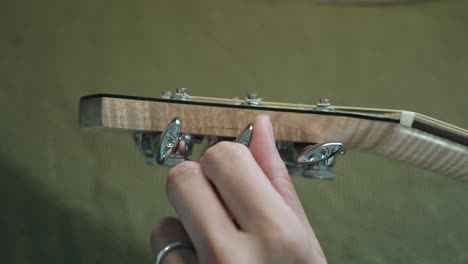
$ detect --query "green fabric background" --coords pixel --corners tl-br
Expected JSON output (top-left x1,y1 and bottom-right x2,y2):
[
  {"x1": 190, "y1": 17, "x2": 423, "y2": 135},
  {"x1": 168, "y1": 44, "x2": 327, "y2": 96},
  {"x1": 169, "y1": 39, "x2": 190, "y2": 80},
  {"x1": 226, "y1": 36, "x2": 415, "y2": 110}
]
[{"x1": 1, "y1": 0, "x2": 467, "y2": 263}]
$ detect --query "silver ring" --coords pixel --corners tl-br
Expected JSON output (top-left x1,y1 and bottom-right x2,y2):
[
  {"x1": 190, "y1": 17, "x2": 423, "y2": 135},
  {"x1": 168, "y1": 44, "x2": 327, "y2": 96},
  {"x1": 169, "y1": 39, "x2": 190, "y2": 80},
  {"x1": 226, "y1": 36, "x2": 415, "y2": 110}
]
[{"x1": 155, "y1": 241, "x2": 194, "y2": 264}]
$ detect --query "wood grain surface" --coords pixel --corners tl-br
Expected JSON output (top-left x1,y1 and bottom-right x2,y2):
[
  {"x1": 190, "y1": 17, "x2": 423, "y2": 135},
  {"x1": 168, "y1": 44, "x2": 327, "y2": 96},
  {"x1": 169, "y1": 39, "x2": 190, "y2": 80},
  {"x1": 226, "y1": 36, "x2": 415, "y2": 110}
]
[{"x1": 80, "y1": 96, "x2": 468, "y2": 182}]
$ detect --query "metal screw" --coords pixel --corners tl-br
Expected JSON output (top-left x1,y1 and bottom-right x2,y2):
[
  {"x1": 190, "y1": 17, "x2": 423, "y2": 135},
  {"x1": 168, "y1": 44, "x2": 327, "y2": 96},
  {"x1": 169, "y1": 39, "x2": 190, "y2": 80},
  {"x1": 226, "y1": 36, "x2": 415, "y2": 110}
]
[
  {"x1": 318, "y1": 98, "x2": 331, "y2": 105},
  {"x1": 314, "y1": 98, "x2": 335, "y2": 112},
  {"x1": 176, "y1": 87, "x2": 188, "y2": 94},
  {"x1": 247, "y1": 93, "x2": 258, "y2": 100}
]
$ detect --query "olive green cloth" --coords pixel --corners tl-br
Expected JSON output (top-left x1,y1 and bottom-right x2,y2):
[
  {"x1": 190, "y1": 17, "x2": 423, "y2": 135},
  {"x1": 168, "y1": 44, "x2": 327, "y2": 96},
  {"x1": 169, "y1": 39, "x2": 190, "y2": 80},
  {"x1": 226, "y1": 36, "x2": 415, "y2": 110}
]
[{"x1": 1, "y1": 0, "x2": 467, "y2": 263}]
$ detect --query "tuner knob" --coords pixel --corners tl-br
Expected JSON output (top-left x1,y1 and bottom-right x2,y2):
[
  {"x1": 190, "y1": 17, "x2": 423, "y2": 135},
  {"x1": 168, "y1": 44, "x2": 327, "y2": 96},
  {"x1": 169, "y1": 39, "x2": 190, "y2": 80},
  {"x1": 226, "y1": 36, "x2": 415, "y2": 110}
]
[
  {"x1": 297, "y1": 142, "x2": 344, "y2": 164},
  {"x1": 297, "y1": 142, "x2": 345, "y2": 180},
  {"x1": 235, "y1": 123, "x2": 254, "y2": 147},
  {"x1": 157, "y1": 118, "x2": 181, "y2": 164}
]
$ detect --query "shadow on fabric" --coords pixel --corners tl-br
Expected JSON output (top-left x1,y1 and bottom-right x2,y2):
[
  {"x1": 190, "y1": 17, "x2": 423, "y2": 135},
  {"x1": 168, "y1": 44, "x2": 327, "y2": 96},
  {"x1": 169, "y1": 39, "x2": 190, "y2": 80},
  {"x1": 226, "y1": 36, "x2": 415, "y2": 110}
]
[{"x1": 0, "y1": 157, "x2": 148, "y2": 264}]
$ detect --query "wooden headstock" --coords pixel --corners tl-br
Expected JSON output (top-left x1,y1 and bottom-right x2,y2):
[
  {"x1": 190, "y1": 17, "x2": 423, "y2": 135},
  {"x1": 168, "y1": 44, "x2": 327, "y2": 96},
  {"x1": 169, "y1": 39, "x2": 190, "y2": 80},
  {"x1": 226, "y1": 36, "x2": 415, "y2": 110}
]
[{"x1": 80, "y1": 89, "x2": 468, "y2": 182}]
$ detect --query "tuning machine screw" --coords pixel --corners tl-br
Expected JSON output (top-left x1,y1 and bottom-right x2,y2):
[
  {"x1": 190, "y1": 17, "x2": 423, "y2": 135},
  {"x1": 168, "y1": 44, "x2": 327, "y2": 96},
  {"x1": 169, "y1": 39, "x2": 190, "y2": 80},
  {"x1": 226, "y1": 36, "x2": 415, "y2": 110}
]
[
  {"x1": 161, "y1": 88, "x2": 192, "y2": 101},
  {"x1": 243, "y1": 93, "x2": 263, "y2": 107},
  {"x1": 314, "y1": 98, "x2": 335, "y2": 112}
]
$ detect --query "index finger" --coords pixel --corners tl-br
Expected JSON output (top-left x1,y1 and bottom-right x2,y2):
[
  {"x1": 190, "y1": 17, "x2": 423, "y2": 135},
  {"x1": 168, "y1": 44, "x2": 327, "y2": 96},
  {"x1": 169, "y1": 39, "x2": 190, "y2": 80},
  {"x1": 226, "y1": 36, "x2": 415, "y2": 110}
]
[
  {"x1": 200, "y1": 142, "x2": 294, "y2": 234},
  {"x1": 249, "y1": 115, "x2": 311, "y2": 228}
]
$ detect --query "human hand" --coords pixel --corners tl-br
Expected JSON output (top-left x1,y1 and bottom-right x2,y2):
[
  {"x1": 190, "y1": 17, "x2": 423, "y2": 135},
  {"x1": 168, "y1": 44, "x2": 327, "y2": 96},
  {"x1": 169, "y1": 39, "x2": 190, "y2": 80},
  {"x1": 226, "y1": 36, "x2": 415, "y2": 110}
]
[{"x1": 151, "y1": 115, "x2": 327, "y2": 263}]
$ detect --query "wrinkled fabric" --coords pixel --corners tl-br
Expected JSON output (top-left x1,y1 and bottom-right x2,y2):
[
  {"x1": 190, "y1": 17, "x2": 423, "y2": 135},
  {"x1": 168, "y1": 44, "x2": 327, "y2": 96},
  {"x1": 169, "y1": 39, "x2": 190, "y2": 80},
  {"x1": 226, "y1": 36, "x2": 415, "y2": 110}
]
[{"x1": 1, "y1": 1, "x2": 467, "y2": 263}]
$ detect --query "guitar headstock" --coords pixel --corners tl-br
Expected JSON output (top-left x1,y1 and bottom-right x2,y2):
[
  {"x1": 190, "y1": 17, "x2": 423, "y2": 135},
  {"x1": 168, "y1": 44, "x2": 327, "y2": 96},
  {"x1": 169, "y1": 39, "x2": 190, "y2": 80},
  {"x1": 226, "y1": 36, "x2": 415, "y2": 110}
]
[
  {"x1": 133, "y1": 88, "x2": 346, "y2": 180},
  {"x1": 80, "y1": 89, "x2": 468, "y2": 182}
]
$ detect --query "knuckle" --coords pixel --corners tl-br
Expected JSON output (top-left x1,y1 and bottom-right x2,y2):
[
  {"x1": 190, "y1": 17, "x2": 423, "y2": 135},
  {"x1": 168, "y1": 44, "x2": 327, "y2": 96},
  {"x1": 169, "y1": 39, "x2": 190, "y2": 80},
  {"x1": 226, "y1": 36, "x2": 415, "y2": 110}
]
[{"x1": 201, "y1": 141, "x2": 249, "y2": 165}]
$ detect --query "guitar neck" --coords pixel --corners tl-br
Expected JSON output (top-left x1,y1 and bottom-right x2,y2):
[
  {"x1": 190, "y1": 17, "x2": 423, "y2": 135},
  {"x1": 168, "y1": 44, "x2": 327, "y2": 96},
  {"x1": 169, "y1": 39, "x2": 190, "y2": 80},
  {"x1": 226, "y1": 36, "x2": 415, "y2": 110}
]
[{"x1": 79, "y1": 94, "x2": 468, "y2": 182}]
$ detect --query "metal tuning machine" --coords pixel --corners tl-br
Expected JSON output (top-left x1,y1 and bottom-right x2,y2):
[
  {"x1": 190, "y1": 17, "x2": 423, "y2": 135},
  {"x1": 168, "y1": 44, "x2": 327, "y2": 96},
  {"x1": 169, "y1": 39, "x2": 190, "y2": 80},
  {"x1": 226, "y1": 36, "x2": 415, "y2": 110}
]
[
  {"x1": 134, "y1": 89, "x2": 345, "y2": 180},
  {"x1": 277, "y1": 141, "x2": 345, "y2": 180},
  {"x1": 235, "y1": 124, "x2": 254, "y2": 146},
  {"x1": 134, "y1": 117, "x2": 202, "y2": 166},
  {"x1": 134, "y1": 118, "x2": 254, "y2": 166},
  {"x1": 297, "y1": 142, "x2": 345, "y2": 180}
]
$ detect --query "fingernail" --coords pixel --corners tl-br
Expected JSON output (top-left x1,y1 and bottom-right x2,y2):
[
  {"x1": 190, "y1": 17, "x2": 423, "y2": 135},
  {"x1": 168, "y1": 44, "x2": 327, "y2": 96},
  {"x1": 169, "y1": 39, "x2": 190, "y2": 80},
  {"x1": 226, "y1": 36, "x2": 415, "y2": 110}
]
[{"x1": 264, "y1": 115, "x2": 275, "y2": 142}]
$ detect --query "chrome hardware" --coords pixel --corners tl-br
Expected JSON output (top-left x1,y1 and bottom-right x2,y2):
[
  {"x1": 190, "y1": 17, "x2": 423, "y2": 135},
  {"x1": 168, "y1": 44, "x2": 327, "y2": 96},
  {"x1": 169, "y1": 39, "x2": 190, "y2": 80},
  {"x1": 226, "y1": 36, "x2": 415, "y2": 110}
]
[
  {"x1": 314, "y1": 98, "x2": 335, "y2": 112},
  {"x1": 156, "y1": 118, "x2": 181, "y2": 164},
  {"x1": 297, "y1": 142, "x2": 344, "y2": 164},
  {"x1": 243, "y1": 93, "x2": 263, "y2": 107},
  {"x1": 170, "y1": 88, "x2": 192, "y2": 101},
  {"x1": 134, "y1": 117, "x2": 202, "y2": 166},
  {"x1": 134, "y1": 131, "x2": 160, "y2": 160},
  {"x1": 133, "y1": 112, "x2": 344, "y2": 180},
  {"x1": 247, "y1": 93, "x2": 258, "y2": 100},
  {"x1": 297, "y1": 142, "x2": 345, "y2": 180},
  {"x1": 276, "y1": 141, "x2": 345, "y2": 180},
  {"x1": 235, "y1": 124, "x2": 254, "y2": 146},
  {"x1": 176, "y1": 88, "x2": 188, "y2": 94},
  {"x1": 302, "y1": 163, "x2": 337, "y2": 180}
]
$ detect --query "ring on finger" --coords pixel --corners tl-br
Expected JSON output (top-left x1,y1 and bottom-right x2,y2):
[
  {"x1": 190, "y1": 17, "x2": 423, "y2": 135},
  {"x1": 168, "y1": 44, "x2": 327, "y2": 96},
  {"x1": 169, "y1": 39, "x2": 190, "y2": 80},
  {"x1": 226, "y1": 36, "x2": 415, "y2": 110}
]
[{"x1": 155, "y1": 241, "x2": 195, "y2": 264}]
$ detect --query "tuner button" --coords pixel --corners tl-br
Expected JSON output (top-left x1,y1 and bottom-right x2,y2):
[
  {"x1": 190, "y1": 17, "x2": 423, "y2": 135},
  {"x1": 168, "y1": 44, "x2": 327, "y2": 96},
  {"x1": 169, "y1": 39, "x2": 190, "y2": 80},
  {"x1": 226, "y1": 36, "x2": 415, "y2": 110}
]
[
  {"x1": 297, "y1": 142, "x2": 344, "y2": 164},
  {"x1": 157, "y1": 118, "x2": 181, "y2": 163},
  {"x1": 235, "y1": 123, "x2": 254, "y2": 147}
]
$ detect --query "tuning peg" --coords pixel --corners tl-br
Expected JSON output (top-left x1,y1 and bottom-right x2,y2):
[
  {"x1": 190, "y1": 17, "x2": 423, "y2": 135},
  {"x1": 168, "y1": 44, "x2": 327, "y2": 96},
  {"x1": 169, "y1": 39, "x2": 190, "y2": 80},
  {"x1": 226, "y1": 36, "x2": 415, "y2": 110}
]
[
  {"x1": 297, "y1": 142, "x2": 345, "y2": 180},
  {"x1": 297, "y1": 142, "x2": 344, "y2": 164},
  {"x1": 235, "y1": 123, "x2": 254, "y2": 147},
  {"x1": 155, "y1": 117, "x2": 183, "y2": 164},
  {"x1": 134, "y1": 117, "x2": 203, "y2": 166}
]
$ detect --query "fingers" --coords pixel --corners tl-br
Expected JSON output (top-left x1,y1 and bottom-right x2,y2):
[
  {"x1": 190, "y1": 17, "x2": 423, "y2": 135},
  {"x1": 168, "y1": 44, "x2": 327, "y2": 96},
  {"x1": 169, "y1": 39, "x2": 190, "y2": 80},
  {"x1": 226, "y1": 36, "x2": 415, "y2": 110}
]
[
  {"x1": 249, "y1": 115, "x2": 311, "y2": 229},
  {"x1": 166, "y1": 161, "x2": 238, "y2": 257},
  {"x1": 150, "y1": 217, "x2": 197, "y2": 264},
  {"x1": 200, "y1": 141, "x2": 290, "y2": 233}
]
